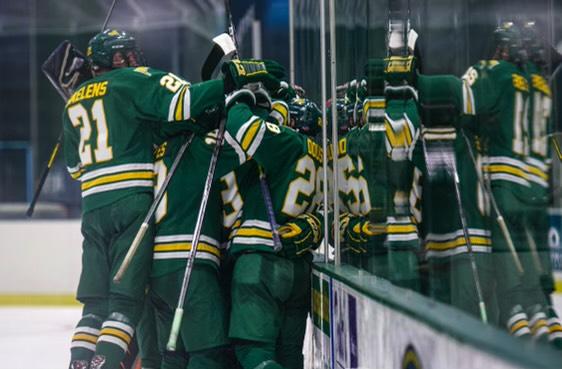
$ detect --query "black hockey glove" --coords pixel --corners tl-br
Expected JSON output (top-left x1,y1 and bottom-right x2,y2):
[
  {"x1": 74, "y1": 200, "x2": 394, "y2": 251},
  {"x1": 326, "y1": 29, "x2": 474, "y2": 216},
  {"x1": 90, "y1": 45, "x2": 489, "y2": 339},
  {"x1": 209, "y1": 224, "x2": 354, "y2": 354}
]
[{"x1": 222, "y1": 59, "x2": 281, "y2": 93}]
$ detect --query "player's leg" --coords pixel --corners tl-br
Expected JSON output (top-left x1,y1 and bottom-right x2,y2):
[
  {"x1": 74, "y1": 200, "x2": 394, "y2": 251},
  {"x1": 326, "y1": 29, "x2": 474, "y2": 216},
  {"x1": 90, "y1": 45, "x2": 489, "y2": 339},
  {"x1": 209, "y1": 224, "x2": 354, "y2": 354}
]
[
  {"x1": 230, "y1": 253, "x2": 292, "y2": 369},
  {"x1": 427, "y1": 258, "x2": 452, "y2": 305},
  {"x1": 69, "y1": 208, "x2": 111, "y2": 369},
  {"x1": 92, "y1": 193, "x2": 154, "y2": 369},
  {"x1": 136, "y1": 291, "x2": 162, "y2": 369},
  {"x1": 492, "y1": 187, "x2": 530, "y2": 337},
  {"x1": 151, "y1": 263, "x2": 230, "y2": 369},
  {"x1": 276, "y1": 257, "x2": 311, "y2": 369},
  {"x1": 450, "y1": 254, "x2": 497, "y2": 324}
]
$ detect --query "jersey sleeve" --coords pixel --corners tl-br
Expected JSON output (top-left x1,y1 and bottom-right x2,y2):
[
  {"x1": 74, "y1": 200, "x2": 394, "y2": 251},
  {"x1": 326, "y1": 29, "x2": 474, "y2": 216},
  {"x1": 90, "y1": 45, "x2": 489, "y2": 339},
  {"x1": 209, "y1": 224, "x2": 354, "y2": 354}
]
[
  {"x1": 461, "y1": 63, "x2": 500, "y2": 117},
  {"x1": 62, "y1": 112, "x2": 83, "y2": 180},
  {"x1": 124, "y1": 67, "x2": 225, "y2": 125},
  {"x1": 269, "y1": 100, "x2": 290, "y2": 126},
  {"x1": 225, "y1": 102, "x2": 304, "y2": 172}
]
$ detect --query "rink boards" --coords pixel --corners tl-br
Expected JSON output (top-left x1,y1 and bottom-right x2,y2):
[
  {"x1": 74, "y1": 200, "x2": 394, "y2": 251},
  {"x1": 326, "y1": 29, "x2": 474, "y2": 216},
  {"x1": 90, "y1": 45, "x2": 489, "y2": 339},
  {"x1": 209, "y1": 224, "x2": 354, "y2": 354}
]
[{"x1": 311, "y1": 264, "x2": 560, "y2": 369}]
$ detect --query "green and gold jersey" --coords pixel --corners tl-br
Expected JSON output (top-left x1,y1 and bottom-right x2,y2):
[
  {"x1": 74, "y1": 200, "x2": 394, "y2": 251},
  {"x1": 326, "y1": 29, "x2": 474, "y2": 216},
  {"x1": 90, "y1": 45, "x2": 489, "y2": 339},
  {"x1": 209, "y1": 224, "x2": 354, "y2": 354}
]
[
  {"x1": 222, "y1": 102, "x2": 324, "y2": 255},
  {"x1": 152, "y1": 131, "x2": 244, "y2": 277},
  {"x1": 411, "y1": 74, "x2": 491, "y2": 259},
  {"x1": 525, "y1": 62, "x2": 552, "y2": 205},
  {"x1": 63, "y1": 66, "x2": 224, "y2": 213},
  {"x1": 462, "y1": 60, "x2": 531, "y2": 198}
]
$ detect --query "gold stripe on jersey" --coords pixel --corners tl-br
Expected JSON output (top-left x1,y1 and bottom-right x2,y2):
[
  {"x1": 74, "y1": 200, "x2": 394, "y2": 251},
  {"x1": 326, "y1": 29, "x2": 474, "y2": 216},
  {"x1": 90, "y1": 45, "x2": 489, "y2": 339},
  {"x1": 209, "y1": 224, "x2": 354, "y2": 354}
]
[
  {"x1": 241, "y1": 120, "x2": 262, "y2": 151},
  {"x1": 486, "y1": 165, "x2": 528, "y2": 179},
  {"x1": 153, "y1": 242, "x2": 221, "y2": 258},
  {"x1": 362, "y1": 98, "x2": 386, "y2": 124},
  {"x1": 426, "y1": 236, "x2": 491, "y2": 251},
  {"x1": 526, "y1": 165, "x2": 548, "y2": 180},
  {"x1": 81, "y1": 171, "x2": 154, "y2": 191},
  {"x1": 512, "y1": 74, "x2": 529, "y2": 92},
  {"x1": 271, "y1": 101, "x2": 289, "y2": 125},
  {"x1": 531, "y1": 74, "x2": 551, "y2": 97},
  {"x1": 233, "y1": 227, "x2": 273, "y2": 239}
]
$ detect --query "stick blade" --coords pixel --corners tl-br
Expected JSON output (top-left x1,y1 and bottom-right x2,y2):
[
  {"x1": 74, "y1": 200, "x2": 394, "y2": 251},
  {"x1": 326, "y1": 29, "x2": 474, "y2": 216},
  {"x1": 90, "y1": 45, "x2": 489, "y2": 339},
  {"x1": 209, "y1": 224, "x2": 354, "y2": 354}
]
[
  {"x1": 42, "y1": 40, "x2": 93, "y2": 99},
  {"x1": 201, "y1": 33, "x2": 236, "y2": 81}
]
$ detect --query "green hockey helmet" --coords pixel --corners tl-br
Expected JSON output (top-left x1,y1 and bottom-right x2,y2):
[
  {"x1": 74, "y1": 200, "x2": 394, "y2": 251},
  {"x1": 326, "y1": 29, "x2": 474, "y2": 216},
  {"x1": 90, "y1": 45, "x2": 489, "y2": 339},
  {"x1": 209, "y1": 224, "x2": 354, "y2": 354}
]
[
  {"x1": 493, "y1": 22, "x2": 527, "y2": 65},
  {"x1": 87, "y1": 29, "x2": 145, "y2": 70},
  {"x1": 288, "y1": 97, "x2": 322, "y2": 137}
]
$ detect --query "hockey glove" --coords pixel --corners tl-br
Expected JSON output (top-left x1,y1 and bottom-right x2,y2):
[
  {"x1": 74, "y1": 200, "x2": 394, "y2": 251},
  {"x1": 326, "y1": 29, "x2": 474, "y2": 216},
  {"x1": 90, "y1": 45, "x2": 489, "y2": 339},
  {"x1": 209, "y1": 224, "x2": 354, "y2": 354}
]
[
  {"x1": 225, "y1": 89, "x2": 256, "y2": 111},
  {"x1": 278, "y1": 212, "x2": 323, "y2": 259},
  {"x1": 263, "y1": 59, "x2": 287, "y2": 80},
  {"x1": 271, "y1": 81, "x2": 297, "y2": 102},
  {"x1": 340, "y1": 213, "x2": 384, "y2": 254},
  {"x1": 244, "y1": 83, "x2": 272, "y2": 111},
  {"x1": 222, "y1": 59, "x2": 281, "y2": 93}
]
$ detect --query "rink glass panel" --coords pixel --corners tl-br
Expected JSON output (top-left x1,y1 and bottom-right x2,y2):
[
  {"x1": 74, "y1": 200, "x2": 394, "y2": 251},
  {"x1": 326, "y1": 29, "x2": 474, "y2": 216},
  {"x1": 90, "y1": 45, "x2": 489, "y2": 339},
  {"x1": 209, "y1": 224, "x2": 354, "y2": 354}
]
[{"x1": 294, "y1": 0, "x2": 562, "y2": 336}]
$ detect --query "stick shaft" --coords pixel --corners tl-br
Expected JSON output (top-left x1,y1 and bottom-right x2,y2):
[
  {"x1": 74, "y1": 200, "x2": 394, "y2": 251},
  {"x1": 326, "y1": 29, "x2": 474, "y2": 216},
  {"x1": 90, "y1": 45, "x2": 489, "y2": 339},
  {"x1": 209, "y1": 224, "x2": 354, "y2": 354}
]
[
  {"x1": 113, "y1": 134, "x2": 194, "y2": 283},
  {"x1": 167, "y1": 121, "x2": 226, "y2": 351},
  {"x1": 258, "y1": 167, "x2": 282, "y2": 251},
  {"x1": 26, "y1": 133, "x2": 63, "y2": 217},
  {"x1": 102, "y1": 0, "x2": 119, "y2": 31}
]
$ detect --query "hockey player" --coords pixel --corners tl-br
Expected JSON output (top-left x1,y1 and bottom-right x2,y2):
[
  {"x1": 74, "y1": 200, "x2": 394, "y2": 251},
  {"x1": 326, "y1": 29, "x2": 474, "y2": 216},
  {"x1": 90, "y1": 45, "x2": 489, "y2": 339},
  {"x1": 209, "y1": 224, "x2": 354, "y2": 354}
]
[
  {"x1": 410, "y1": 74, "x2": 497, "y2": 321},
  {"x1": 287, "y1": 96, "x2": 322, "y2": 139},
  {"x1": 461, "y1": 22, "x2": 549, "y2": 339},
  {"x1": 220, "y1": 63, "x2": 324, "y2": 369},
  {"x1": 63, "y1": 29, "x2": 280, "y2": 369},
  {"x1": 382, "y1": 25, "x2": 422, "y2": 291},
  {"x1": 521, "y1": 22, "x2": 562, "y2": 347},
  {"x1": 336, "y1": 59, "x2": 391, "y2": 275}
]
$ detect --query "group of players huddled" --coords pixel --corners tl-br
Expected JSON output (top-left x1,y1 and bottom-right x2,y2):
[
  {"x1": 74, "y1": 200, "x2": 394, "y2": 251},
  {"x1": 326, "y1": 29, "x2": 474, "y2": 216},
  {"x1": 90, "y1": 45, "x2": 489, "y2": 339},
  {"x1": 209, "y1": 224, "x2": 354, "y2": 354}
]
[
  {"x1": 330, "y1": 20, "x2": 562, "y2": 352},
  {"x1": 62, "y1": 20, "x2": 560, "y2": 369}
]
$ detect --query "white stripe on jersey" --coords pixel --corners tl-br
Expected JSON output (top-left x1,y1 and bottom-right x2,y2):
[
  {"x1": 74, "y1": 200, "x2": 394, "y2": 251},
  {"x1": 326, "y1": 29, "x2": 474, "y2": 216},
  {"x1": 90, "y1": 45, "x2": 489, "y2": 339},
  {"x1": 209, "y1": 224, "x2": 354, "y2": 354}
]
[
  {"x1": 225, "y1": 131, "x2": 247, "y2": 164},
  {"x1": 154, "y1": 234, "x2": 220, "y2": 247},
  {"x1": 81, "y1": 180, "x2": 153, "y2": 197},
  {"x1": 426, "y1": 228, "x2": 490, "y2": 242},
  {"x1": 168, "y1": 86, "x2": 183, "y2": 122},
  {"x1": 247, "y1": 123, "x2": 266, "y2": 157},
  {"x1": 153, "y1": 251, "x2": 220, "y2": 265},
  {"x1": 489, "y1": 173, "x2": 531, "y2": 187},
  {"x1": 232, "y1": 236, "x2": 275, "y2": 247},
  {"x1": 236, "y1": 116, "x2": 261, "y2": 142},
  {"x1": 183, "y1": 86, "x2": 191, "y2": 120}
]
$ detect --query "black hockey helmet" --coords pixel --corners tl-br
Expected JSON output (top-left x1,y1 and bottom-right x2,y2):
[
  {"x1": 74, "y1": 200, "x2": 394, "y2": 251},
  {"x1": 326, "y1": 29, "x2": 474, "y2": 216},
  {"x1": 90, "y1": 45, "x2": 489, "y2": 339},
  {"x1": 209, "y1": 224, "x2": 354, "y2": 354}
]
[
  {"x1": 492, "y1": 22, "x2": 527, "y2": 66},
  {"x1": 521, "y1": 21, "x2": 547, "y2": 69},
  {"x1": 288, "y1": 97, "x2": 322, "y2": 137}
]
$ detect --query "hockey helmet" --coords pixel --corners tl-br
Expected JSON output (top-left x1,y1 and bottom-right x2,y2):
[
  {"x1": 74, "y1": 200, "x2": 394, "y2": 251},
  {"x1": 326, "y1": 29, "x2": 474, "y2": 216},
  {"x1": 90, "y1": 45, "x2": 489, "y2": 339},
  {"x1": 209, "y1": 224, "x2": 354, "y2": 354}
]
[
  {"x1": 521, "y1": 21, "x2": 547, "y2": 69},
  {"x1": 87, "y1": 29, "x2": 145, "y2": 70},
  {"x1": 288, "y1": 97, "x2": 322, "y2": 137},
  {"x1": 493, "y1": 22, "x2": 527, "y2": 65},
  {"x1": 327, "y1": 98, "x2": 351, "y2": 135}
]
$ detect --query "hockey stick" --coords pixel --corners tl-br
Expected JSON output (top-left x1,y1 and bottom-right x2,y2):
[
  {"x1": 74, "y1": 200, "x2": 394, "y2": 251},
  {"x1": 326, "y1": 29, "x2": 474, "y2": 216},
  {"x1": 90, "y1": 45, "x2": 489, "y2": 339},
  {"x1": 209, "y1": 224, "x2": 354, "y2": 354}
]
[
  {"x1": 166, "y1": 119, "x2": 226, "y2": 351},
  {"x1": 420, "y1": 125, "x2": 487, "y2": 323},
  {"x1": 27, "y1": 41, "x2": 94, "y2": 217},
  {"x1": 101, "y1": 0, "x2": 119, "y2": 31},
  {"x1": 113, "y1": 133, "x2": 194, "y2": 283},
  {"x1": 201, "y1": 33, "x2": 237, "y2": 81},
  {"x1": 460, "y1": 130, "x2": 524, "y2": 274}
]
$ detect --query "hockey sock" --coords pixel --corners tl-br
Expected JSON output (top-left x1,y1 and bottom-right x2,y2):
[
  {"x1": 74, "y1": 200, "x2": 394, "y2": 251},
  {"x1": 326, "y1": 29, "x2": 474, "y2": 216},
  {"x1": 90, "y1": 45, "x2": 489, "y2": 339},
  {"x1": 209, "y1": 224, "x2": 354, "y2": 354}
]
[
  {"x1": 235, "y1": 341, "x2": 285, "y2": 369},
  {"x1": 526, "y1": 304, "x2": 549, "y2": 342},
  {"x1": 187, "y1": 347, "x2": 229, "y2": 369},
  {"x1": 92, "y1": 312, "x2": 135, "y2": 369},
  {"x1": 70, "y1": 313, "x2": 104, "y2": 369},
  {"x1": 505, "y1": 305, "x2": 531, "y2": 338},
  {"x1": 546, "y1": 307, "x2": 562, "y2": 350}
]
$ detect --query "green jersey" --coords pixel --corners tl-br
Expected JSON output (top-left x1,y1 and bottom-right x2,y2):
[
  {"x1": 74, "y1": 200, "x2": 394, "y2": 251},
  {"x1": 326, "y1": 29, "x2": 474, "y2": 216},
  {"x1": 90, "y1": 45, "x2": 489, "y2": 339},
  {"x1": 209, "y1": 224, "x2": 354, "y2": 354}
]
[
  {"x1": 151, "y1": 131, "x2": 244, "y2": 277},
  {"x1": 410, "y1": 74, "x2": 491, "y2": 259},
  {"x1": 63, "y1": 67, "x2": 224, "y2": 213},
  {"x1": 462, "y1": 60, "x2": 531, "y2": 199},
  {"x1": 525, "y1": 62, "x2": 552, "y2": 205},
  {"x1": 223, "y1": 103, "x2": 324, "y2": 254}
]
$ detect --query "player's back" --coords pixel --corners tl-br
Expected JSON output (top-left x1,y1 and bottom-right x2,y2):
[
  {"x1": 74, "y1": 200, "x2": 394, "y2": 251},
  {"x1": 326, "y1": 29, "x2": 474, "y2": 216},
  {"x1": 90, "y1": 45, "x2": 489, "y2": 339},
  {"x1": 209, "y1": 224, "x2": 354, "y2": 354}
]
[{"x1": 63, "y1": 68, "x2": 162, "y2": 213}]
